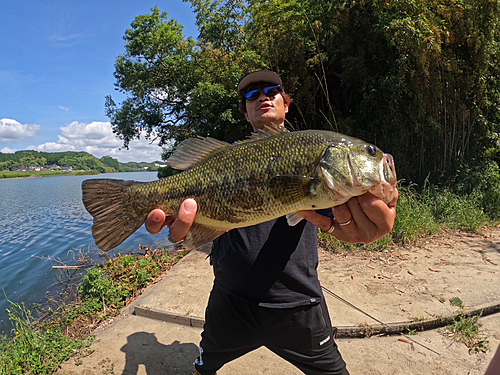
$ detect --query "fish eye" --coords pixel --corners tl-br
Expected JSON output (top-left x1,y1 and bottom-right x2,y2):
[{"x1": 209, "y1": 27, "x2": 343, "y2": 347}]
[{"x1": 366, "y1": 145, "x2": 377, "y2": 156}]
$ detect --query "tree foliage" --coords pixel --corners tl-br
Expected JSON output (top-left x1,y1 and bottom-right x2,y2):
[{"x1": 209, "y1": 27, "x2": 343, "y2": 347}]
[
  {"x1": 107, "y1": 0, "x2": 500, "y2": 185},
  {"x1": 0, "y1": 151, "x2": 158, "y2": 173}
]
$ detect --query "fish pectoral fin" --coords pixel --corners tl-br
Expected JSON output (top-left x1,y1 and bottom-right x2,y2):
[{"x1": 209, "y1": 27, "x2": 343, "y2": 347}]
[
  {"x1": 269, "y1": 175, "x2": 319, "y2": 204},
  {"x1": 286, "y1": 213, "x2": 304, "y2": 226},
  {"x1": 182, "y1": 223, "x2": 227, "y2": 251}
]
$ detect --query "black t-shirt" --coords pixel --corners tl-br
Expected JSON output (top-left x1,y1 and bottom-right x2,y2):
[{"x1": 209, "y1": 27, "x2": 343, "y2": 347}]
[{"x1": 211, "y1": 215, "x2": 326, "y2": 308}]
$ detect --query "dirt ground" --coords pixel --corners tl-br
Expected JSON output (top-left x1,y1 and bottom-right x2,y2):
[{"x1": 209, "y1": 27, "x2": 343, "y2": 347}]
[
  {"x1": 316, "y1": 227, "x2": 500, "y2": 375},
  {"x1": 58, "y1": 227, "x2": 500, "y2": 375}
]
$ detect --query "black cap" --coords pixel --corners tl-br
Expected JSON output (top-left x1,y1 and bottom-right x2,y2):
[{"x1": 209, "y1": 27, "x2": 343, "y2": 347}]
[{"x1": 237, "y1": 70, "x2": 283, "y2": 96}]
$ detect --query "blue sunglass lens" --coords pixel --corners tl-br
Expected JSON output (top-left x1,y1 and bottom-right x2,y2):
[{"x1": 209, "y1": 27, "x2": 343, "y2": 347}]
[
  {"x1": 264, "y1": 86, "x2": 280, "y2": 96},
  {"x1": 244, "y1": 85, "x2": 280, "y2": 100},
  {"x1": 244, "y1": 89, "x2": 260, "y2": 100}
]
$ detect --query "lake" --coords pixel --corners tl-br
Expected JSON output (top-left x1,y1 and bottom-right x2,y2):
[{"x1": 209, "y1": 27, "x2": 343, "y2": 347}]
[{"x1": 0, "y1": 171, "x2": 171, "y2": 331}]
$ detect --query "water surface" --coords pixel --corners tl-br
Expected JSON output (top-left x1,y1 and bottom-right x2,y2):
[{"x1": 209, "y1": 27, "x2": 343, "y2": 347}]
[{"x1": 0, "y1": 172, "x2": 170, "y2": 330}]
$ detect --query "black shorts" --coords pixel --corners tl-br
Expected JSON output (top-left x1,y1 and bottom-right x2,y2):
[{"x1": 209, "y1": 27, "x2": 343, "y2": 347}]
[{"x1": 194, "y1": 283, "x2": 349, "y2": 375}]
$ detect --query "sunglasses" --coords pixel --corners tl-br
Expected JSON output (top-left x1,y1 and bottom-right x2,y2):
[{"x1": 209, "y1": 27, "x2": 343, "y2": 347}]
[{"x1": 244, "y1": 85, "x2": 282, "y2": 101}]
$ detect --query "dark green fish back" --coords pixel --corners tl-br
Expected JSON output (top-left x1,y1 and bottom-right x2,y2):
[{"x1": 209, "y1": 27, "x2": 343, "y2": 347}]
[{"x1": 159, "y1": 130, "x2": 330, "y2": 227}]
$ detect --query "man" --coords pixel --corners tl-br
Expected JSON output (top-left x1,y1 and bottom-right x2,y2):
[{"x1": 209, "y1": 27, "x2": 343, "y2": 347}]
[
  {"x1": 485, "y1": 344, "x2": 500, "y2": 375},
  {"x1": 146, "y1": 70, "x2": 398, "y2": 374}
]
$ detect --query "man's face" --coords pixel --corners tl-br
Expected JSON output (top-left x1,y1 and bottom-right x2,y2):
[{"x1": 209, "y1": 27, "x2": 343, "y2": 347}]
[{"x1": 243, "y1": 82, "x2": 289, "y2": 131}]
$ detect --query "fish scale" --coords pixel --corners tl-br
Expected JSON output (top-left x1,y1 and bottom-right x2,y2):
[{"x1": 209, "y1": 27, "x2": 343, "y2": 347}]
[{"x1": 82, "y1": 127, "x2": 397, "y2": 251}]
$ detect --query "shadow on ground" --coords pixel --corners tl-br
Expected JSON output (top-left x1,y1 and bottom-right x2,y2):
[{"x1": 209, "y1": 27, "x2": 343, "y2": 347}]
[{"x1": 121, "y1": 332, "x2": 198, "y2": 375}]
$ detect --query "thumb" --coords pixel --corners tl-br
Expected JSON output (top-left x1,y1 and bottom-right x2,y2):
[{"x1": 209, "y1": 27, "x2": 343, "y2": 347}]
[{"x1": 169, "y1": 198, "x2": 197, "y2": 241}]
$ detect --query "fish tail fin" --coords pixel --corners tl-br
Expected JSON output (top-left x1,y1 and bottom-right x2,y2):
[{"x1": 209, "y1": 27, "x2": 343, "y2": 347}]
[{"x1": 82, "y1": 179, "x2": 146, "y2": 251}]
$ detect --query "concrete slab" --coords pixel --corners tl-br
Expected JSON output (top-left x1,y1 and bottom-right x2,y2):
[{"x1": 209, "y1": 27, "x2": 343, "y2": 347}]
[{"x1": 57, "y1": 229, "x2": 500, "y2": 375}]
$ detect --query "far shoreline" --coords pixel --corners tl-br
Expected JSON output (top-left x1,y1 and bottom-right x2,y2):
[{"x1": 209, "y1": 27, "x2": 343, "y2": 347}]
[
  {"x1": 0, "y1": 169, "x2": 157, "y2": 181},
  {"x1": 0, "y1": 170, "x2": 95, "y2": 181}
]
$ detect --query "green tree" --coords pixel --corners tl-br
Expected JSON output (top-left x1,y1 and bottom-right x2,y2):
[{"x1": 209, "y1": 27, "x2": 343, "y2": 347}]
[
  {"x1": 248, "y1": 0, "x2": 500, "y2": 183},
  {"x1": 0, "y1": 160, "x2": 15, "y2": 171},
  {"x1": 100, "y1": 156, "x2": 120, "y2": 172},
  {"x1": 105, "y1": 4, "x2": 267, "y2": 151},
  {"x1": 105, "y1": 6, "x2": 200, "y2": 148},
  {"x1": 77, "y1": 155, "x2": 107, "y2": 172},
  {"x1": 35, "y1": 157, "x2": 47, "y2": 166},
  {"x1": 19, "y1": 156, "x2": 36, "y2": 167},
  {"x1": 58, "y1": 156, "x2": 78, "y2": 168},
  {"x1": 246, "y1": 0, "x2": 336, "y2": 130},
  {"x1": 107, "y1": 0, "x2": 500, "y2": 185}
]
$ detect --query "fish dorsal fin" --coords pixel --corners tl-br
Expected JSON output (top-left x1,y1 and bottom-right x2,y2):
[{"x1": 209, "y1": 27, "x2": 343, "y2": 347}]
[
  {"x1": 234, "y1": 124, "x2": 289, "y2": 145},
  {"x1": 167, "y1": 137, "x2": 230, "y2": 170}
]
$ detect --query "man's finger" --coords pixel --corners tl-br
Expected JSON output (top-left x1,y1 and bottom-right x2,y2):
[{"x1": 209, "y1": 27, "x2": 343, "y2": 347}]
[
  {"x1": 332, "y1": 202, "x2": 354, "y2": 226},
  {"x1": 169, "y1": 198, "x2": 197, "y2": 242},
  {"x1": 358, "y1": 192, "x2": 397, "y2": 235},
  {"x1": 146, "y1": 209, "x2": 167, "y2": 234},
  {"x1": 297, "y1": 210, "x2": 332, "y2": 232},
  {"x1": 331, "y1": 199, "x2": 366, "y2": 243}
]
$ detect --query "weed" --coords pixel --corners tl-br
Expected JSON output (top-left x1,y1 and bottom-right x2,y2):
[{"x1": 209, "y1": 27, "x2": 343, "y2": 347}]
[
  {"x1": 0, "y1": 301, "x2": 91, "y2": 375},
  {"x1": 423, "y1": 187, "x2": 489, "y2": 231},
  {"x1": 449, "y1": 297, "x2": 464, "y2": 308},
  {"x1": 446, "y1": 315, "x2": 488, "y2": 354},
  {"x1": 391, "y1": 183, "x2": 441, "y2": 245},
  {"x1": 77, "y1": 249, "x2": 187, "y2": 319},
  {"x1": 444, "y1": 297, "x2": 488, "y2": 353}
]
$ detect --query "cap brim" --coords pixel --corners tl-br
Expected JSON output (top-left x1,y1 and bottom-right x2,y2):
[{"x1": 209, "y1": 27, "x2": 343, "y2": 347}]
[{"x1": 237, "y1": 70, "x2": 283, "y2": 95}]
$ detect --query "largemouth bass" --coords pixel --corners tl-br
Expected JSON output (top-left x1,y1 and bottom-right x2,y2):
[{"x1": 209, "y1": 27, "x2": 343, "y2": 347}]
[{"x1": 82, "y1": 127, "x2": 397, "y2": 251}]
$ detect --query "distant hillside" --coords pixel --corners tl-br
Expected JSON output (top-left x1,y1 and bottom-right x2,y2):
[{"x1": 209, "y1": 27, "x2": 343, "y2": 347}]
[{"x1": 0, "y1": 150, "x2": 161, "y2": 174}]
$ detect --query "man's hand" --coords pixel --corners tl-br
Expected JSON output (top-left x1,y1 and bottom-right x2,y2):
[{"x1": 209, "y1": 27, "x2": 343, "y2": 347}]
[
  {"x1": 145, "y1": 198, "x2": 197, "y2": 242},
  {"x1": 298, "y1": 189, "x2": 398, "y2": 244}
]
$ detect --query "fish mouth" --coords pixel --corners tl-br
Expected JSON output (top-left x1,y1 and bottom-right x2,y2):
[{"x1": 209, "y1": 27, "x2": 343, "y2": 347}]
[
  {"x1": 345, "y1": 152, "x2": 397, "y2": 204},
  {"x1": 383, "y1": 154, "x2": 397, "y2": 185},
  {"x1": 370, "y1": 153, "x2": 397, "y2": 204}
]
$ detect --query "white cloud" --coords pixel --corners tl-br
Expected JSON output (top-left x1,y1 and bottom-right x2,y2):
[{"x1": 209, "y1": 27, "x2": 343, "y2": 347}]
[
  {"x1": 0, "y1": 118, "x2": 41, "y2": 142},
  {"x1": 58, "y1": 105, "x2": 70, "y2": 112},
  {"x1": 60, "y1": 121, "x2": 123, "y2": 146},
  {"x1": 31, "y1": 121, "x2": 163, "y2": 163},
  {"x1": 1, "y1": 147, "x2": 16, "y2": 153}
]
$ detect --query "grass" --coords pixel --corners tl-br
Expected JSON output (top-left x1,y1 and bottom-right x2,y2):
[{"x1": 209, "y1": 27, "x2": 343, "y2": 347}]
[
  {"x1": 77, "y1": 248, "x2": 188, "y2": 316},
  {"x1": 443, "y1": 296, "x2": 489, "y2": 354},
  {"x1": 0, "y1": 301, "x2": 91, "y2": 375},
  {"x1": 0, "y1": 247, "x2": 188, "y2": 374},
  {"x1": 409, "y1": 296, "x2": 491, "y2": 353},
  {"x1": 447, "y1": 314, "x2": 489, "y2": 354},
  {"x1": 318, "y1": 182, "x2": 494, "y2": 251},
  {"x1": 449, "y1": 297, "x2": 464, "y2": 308}
]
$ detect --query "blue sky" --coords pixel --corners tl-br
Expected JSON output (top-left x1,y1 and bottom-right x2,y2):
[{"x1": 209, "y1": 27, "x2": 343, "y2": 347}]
[{"x1": 0, "y1": 1, "x2": 198, "y2": 162}]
